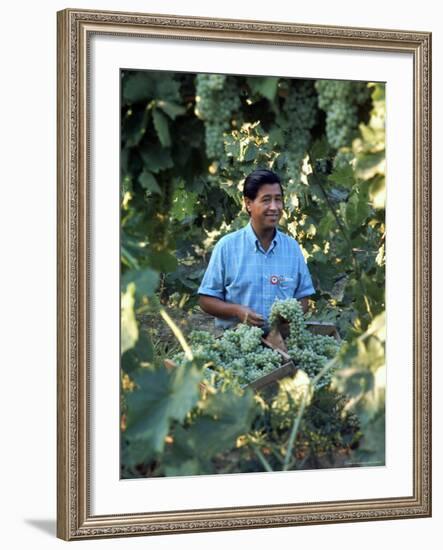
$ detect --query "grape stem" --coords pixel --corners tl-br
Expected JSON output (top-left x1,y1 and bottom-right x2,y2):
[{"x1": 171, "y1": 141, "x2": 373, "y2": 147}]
[
  {"x1": 267, "y1": 442, "x2": 286, "y2": 465},
  {"x1": 311, "y1": 170, "x2": 373, "y2": 319},
  {"x1": 251, "y1": 444, "x2": 274, "y2": 472},
  {"x1": 282, "y1": 393, "x2": 308, "y2": 471},
  {"x1": 160, "y1": 308, "x2": 194, "y2": 361},
  {"x1": 283, "y1": 354, "x2": 340, "y2": 471}
]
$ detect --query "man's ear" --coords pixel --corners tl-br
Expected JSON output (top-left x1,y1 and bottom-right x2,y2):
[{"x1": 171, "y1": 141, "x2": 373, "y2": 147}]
[{"x1": 244, "y1": 197, "x2": 251, "y2": 213}]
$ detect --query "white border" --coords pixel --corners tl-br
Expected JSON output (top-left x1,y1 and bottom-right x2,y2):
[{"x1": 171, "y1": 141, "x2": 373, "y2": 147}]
[{"x1": 90, "y1": 34, "x2": 413, "y2": 515}]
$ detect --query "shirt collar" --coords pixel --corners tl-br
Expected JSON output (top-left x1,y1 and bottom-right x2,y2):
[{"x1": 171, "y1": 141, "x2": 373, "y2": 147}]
[{"x1": 245, "y1": 221, "x2": 280, "y2": 253}]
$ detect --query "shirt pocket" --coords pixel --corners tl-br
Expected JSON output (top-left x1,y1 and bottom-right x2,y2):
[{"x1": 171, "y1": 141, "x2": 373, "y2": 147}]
[{"x1": 276, "y1": 275, "x2": 298, "y2": 297}]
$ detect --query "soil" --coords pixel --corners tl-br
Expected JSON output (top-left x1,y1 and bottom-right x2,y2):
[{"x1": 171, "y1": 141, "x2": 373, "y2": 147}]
[{"x1": 137, "y1": 307, "x2": 224, "y2": 350}]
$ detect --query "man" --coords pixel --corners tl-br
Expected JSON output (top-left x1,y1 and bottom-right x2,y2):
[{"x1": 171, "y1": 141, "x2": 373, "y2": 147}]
[{"x1": 198, "y1": 169, "x2": 315, "y2": 331}]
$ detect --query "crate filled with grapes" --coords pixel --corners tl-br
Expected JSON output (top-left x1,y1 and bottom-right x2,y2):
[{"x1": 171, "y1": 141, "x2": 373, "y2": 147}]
[
  {"x1": 170, "y1": 298, "x2": 341, "y2": 393},
  {"x1": 262, "y1": 299, "x2": 342, "y2": 391},
  {"x1": 247, "y1": 315, "x2": 340, "y2": 392},
  {"x1": 171, "y1": 323, "x2": 291, "y2": 390}
]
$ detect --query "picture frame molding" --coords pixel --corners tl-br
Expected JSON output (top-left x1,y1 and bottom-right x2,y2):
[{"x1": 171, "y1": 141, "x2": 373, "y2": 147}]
[{"x1": 57, "y1": 8, "x2": 431, "y2": 540}]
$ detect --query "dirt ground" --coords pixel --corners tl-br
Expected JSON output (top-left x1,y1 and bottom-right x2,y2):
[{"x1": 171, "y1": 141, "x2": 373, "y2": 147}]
[{"x1": 138, "y1": 307, "x2": 224, "y2": 352}]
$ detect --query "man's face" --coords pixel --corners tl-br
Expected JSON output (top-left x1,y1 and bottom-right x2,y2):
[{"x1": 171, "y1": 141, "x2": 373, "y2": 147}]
[{"x1": 245, "y1": 183, "x2": 283, "y2": 231}]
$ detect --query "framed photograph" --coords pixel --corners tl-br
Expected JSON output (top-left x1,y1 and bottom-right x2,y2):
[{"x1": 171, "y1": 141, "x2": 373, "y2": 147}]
[{"x1": 57, "y1": 8, "x2": 431, "y2": 540}]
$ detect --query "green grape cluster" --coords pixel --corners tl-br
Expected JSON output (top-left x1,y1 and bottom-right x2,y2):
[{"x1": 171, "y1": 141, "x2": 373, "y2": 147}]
[
  {"x1": 171, "y1": 325, "x2": 282, "y2": 386},
  {"x1": 315, "y1": 80, "x2": 370, "y2": 149},
  {"x1": 269, "y1": 299, "x2": 340, "y2": 389},
  {"x1": 186, "y1": 329, "x2": 214, "y2": 347},
  {"x1": 282, "y1": 80, "x2": 318, "y2": 182},
  {"x1": 269, "y1": 298, "x2": 305, "y2": 347},
  {"x1": 194, "y1": 74, "x2": 241, "y2": 158},
  {"x1": 304, "y1": 331, "x2": 340, "y2": 359}
]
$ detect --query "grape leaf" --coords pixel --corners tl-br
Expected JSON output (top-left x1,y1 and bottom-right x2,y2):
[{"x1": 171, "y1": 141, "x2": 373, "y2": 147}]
[
  {"x1": 122, "y1": 108, "x2": 150, "y2": 147},
  {"x1": 121, "y1": 437, "x2": 156, "y2": 470},
  {"x1": 243, "y1": 143, "x2": 258, "y2": 162},
  {"x1": 148, "y1": 250, "x2": 178, "y2": 273},
  {"x1": 121, "y1": 283, "x2": 138, "y2": 354},
  {"x1": 317, "y1": 210, "x2": 335, "y2": 238},
  {"x1": 157, "y1": 100, "x2": 186, "y2": 119},
  {"x1": 122, "y1": 329, "x2": 154, "y2": 373},
  {"x1": 345, "y1": 187, "x2": 371, "y2": 228},
  {"x1": 164, "y1": 457, "x2": 203, "y2": 477},
  {"x1": 169, "y1": 390, "x2": 255, "y2": 463},
  {"x1": 139, "y1": 145, "x2": 173, "y2": 173},
  {"x1": 171, "y1": 184, "x2": 198, "y2": 222},
  {"x1": 247, "y1": 77, "x2": 279, "y2": 102},
  {"x1": 122, "y1": 268, "x2": 159, "y2": 303},
  {"x1": 125, "y1": 362, "x2": 203, "y2": 454},
  {"x1": 328, "y1": 164, "x2": 355, "y2": 188},
  {"x1": 122, "y1": 71, "x2": 154, "y2": 103},
  {"x1": 152, "y1": 108, "x2": 171, "y2": 147},
  {"x1": 138, "y1": 170, "x2": 162, "y2": 195}
]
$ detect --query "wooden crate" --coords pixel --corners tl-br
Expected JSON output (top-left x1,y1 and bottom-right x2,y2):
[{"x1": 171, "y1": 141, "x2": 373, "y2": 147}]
[
  {"x1": 246, "y1": 322, "x2": 340, "y2": 392},
  {"x1": 274, "y1": 317, "x2": 340, "y2": 341},
  {"x1": 245, "y1": 337, "x2": 295, "y2": 392},
  {"x1": 247, "y1": 360, "x2": 296, "y2": 391},
  {"x1": 306, "y1": 321, "x2": 340, "y2": 341}
]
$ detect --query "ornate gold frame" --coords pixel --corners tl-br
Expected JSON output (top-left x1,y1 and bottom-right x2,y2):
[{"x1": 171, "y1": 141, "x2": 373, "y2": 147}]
[{"x1": 57, "y1": 8, "x2": 432, "y2": 540}]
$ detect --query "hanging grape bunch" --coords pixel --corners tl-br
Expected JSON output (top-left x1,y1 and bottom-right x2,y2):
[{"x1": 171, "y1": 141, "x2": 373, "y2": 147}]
[
  {"x1": 282, "y1": 80, "x2": 318, "y2": 183},
  {"x1": 194, "y1": 74, "x2": 241, "y2": 158},
  {"x1": 315, "y1": 80, "x2": 370, "y2": 149},
  {"x1": 269, "y1": 298, "x2": 341, "y2": 389}
]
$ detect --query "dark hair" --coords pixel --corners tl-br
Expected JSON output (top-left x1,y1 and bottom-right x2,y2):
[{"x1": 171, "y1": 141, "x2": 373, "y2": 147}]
[{"x1": 243, "y1": 169, "x2": 283, "y2": 200}]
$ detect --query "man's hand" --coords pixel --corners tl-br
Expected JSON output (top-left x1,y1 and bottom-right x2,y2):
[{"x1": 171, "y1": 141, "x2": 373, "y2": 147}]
[
  {"x1": 198, "y1": 295, "x2": 264, "y2": 326},
  {"x1": 235, "y1": 305, "x2": 265, "y2": 327}
]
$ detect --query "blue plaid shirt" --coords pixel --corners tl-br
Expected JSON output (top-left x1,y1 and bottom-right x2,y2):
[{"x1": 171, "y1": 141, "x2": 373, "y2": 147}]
[{"x1": 198, "y1": 222, "x2": 315, "y2": 329}]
